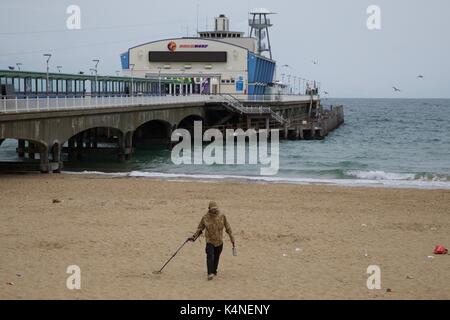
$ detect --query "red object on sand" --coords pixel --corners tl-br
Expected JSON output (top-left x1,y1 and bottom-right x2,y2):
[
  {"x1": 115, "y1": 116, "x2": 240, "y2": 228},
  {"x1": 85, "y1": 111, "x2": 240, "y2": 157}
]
[{"x1": 434, "y1": 245, "x2": 448, "y2": 255}]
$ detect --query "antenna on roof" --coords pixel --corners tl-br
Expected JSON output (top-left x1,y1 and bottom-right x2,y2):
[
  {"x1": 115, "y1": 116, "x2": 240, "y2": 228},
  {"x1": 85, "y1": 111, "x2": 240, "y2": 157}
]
[{"x1": 196, "y1": 3, "x2": 199, "y2": 34}]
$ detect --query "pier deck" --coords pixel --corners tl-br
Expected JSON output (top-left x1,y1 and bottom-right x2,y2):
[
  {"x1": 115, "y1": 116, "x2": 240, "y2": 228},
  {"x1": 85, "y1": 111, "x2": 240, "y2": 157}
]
[{"x1": 0, "y1": 94, "x2": 344, "y2": 173}]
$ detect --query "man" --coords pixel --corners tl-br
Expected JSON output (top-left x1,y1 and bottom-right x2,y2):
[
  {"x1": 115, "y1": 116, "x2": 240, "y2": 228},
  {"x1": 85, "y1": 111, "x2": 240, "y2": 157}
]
[{"x1": 188, "y1": 201, "x2": 235, "y2": 281}]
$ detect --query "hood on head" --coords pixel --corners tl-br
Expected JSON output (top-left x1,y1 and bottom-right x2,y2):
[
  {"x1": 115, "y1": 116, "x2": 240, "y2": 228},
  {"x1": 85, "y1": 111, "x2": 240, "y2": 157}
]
[{"x1": 208, "y1": 201, "x2": 219, "y2": 214}]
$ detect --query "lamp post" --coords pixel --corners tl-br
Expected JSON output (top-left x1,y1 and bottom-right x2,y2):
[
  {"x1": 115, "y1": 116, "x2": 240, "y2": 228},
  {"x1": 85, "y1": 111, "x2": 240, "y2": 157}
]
[
  {"x1": 43, "y1": 54, "x2": 52, "y2": 96},
  {"x1": 57, "y1": 66, "x2": 62, "y2": 73},
  {"x1": 92, "y1": 59, "x2": 100, "y2": 96},
  {"x1": 129, "y1": 64, "x2": 135, "y2": 96},
  {"x1": 280, "y1": 64, "x2": 293, "y2": 94},
  {"x1": 287, "y1": 75, "x2": 292, "y2": 94},
  {"x1": 158, "y1": 67, "x2": 162, "y2": 96},
  {"x1": 16, "y1": 63, "x2": 22, "y2": 71},
  {"x1": 293, "y1": 76, "x2": 297, "y2": 94}
]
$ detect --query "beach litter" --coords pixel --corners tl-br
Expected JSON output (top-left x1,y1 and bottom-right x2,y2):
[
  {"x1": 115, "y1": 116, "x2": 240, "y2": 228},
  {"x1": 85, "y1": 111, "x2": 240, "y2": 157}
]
[
  {"x1": 386, "y1": 288, "x2": 392, "y2": 293},
  {"x1": 433, "y1": 245, "x2": 448, "y2": 255},
  {"x1": 427, "y1": 256, "x2": 434, "y2": 260},
  {"x1": 295, "y1": 248, "x2": 303, "y2": 252},
  {"x1": 282, "y1": 253, "x2": 288, "y2": 257},
  {"x1": 52, "y1": 199, "x2": 61, "y2": 204},
  {"x1": 6, "y1": 282, "x2": 14, "y2": 286}
]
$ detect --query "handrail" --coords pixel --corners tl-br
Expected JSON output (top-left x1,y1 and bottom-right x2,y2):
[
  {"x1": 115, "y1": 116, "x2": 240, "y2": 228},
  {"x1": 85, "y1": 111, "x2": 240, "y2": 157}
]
[
  {"x1": 0, "y1": 94, "x2": 319, "y2": 116},
  {"x1": 219, "y1": 94, "x2": 288, "y2": 125}
]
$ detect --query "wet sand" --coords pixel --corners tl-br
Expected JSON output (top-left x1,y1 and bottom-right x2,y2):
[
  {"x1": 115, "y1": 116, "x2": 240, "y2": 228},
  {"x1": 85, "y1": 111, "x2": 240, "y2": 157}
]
[{"x1": 0, "y1": 174, "x2": 449, "y2": 299}]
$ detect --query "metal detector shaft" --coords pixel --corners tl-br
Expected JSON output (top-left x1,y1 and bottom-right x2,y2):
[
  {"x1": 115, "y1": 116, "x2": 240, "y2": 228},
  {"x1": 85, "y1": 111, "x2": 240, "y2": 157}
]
[{"x1": 156, "y1": 240, "x2": 189, "y2": 274}]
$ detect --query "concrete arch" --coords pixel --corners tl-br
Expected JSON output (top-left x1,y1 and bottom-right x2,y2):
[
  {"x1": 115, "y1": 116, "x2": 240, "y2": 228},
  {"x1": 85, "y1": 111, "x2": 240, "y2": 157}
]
[
  {"x1": 62, "y1": 126, "x2": 125, "y2": 162},
  {"x1": 58, "y1": 124, "x2": 124, "y2": 148},
  {"x1": 0, "y1": 137, "x2": 51, "y2": 172},
  {"x1": 178, "y1": 114, "x2": 205, "y2": 128},
  {"x1": 0, "y1": 136, "x2": 47, "y2": 149},
  {"x1": 133, "y1": 119, "x2": 173, "y2": 148},
  {"x1": 62, "y1": 126, "x2": 124, "y2": 147},
  {"x1": 129, "y1": 107, "x2": 205, "y2": 132}
]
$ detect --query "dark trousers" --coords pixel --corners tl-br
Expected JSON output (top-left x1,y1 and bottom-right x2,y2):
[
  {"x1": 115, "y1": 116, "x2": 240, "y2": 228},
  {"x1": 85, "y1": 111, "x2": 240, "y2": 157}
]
[{"x1": 206, "y1": 243, "x2": 223, "y2": 275}]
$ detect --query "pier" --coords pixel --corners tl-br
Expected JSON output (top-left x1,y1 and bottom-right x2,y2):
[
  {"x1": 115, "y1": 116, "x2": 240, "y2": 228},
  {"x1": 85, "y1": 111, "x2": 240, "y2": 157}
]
[{"x1": 0, "y1": 94, "x2": 343, "y2": 173}]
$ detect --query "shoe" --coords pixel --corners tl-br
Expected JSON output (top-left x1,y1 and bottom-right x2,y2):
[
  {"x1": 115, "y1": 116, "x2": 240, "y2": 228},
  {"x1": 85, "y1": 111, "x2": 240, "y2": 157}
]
[{"x1": 207, "y1": 274, "x2": 215, "y2": 281}]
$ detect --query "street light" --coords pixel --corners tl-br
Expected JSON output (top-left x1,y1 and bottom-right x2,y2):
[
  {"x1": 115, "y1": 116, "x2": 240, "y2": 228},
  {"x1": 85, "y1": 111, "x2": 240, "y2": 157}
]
[
  {"x1": 280, "y1": 64, "x2": 293, "y2": 94},
  {"x1": 57, "y1": 66, "x2": 62, "y2": 73},
  {"x1": 287, "y1": 75, "x2": 292, "y2": 94},
  {"x1": 293, "y1": 76, "x2": 297, "y2": 94},
  {"x1": 158, "y1": 66, "x2": 162, "y2": 95},
  {"x1": 129, "y1": 64, "x2": 135, "y2": 96},
  {"x1": 43, "y1": 54, "x2": 52, "y2": 96},
  {"x1": 92, "y1": 59, "x2": 100, "y2": 95},
  {"x1": 16, "y1": 63, "x2": 22, "y2": 71}
]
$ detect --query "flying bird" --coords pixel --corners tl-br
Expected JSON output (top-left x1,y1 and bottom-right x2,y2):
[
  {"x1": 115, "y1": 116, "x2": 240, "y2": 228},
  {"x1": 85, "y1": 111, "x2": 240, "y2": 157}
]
[
  {"x1": 323, "y1": 91, "x2": 329, "y2": 95},
  {"x1": 312, "y1": 60, "x2": 318, "y2": 65},
  {"x1": 392, "y1": 86, "x2": 401, "y2": 92},
  {"x1": 417, "y1": 75, "x2": 424, "y2": 79}
]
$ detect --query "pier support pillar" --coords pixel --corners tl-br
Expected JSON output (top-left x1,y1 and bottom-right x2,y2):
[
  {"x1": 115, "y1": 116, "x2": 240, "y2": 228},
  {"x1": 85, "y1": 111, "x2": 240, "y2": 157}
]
[
  {"x1": 51, "y1": 143, "x2": 62, "y2": 173},
  {"x1": 118, "y1": 133, "x2": 133, "y2": 162},
  {"x1": 18, "y1": 139, "x2": 25, "y2": 157},
  {"x1": 28, "y1": 142, "x2": 36, "y2": 160},
  {"x1": 124, "y1": 131, "x2": 133, "y2": 161},
  {"x1": 266, "y1": 117, "x2": 270, "y2": 130},
  {"x1": 93, "y1": 128, "x2": 98, "y2": 149},
  {"x1": 76, "y1": 136, "x2": 83, "y2": 161},
  {"x1": 68, "y1": 138, "x2": 75, "y2": 160},
  {"x1": 247, "y1": 117, "x2": 252, "y2": 130},
  {"x1": 39, "y1": 145, "x2": 50, "y2": 173}
]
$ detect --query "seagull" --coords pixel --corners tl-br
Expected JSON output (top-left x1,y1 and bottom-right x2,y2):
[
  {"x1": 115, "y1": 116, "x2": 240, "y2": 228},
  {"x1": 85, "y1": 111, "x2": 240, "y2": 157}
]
[
  {"x1": 312, "y1": 60, "x2": 318, "y2": 65},
  {"x1": 8, "y1": 66, "x2": 15, "y2": 70},
  {"x1": 323, "y1": 91, "x2": 329, "y2": 95},
  {"x1": 392, "y1": 86, "x2": 401, "y2": 92},
  {"x1": 417, "y1": 75, "x2": 424, "y2": 79}
]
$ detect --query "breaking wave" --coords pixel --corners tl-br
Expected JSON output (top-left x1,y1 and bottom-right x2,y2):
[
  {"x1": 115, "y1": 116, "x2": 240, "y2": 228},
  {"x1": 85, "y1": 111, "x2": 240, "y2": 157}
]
[{"x1": 65, "y1": 170, "x2": 450, "y2": 190}]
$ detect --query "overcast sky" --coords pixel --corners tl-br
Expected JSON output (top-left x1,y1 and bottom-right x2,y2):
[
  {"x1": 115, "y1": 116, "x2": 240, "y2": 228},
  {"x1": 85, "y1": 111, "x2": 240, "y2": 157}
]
[{"x1": 1, "y1": 0, "x2": 449, "y2": 98}]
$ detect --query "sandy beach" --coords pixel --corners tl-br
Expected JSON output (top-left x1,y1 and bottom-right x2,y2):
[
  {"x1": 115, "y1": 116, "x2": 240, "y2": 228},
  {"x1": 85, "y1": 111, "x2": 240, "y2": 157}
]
[{"x1": 0, "y1": 174, "x2": 449, "y2": 300}]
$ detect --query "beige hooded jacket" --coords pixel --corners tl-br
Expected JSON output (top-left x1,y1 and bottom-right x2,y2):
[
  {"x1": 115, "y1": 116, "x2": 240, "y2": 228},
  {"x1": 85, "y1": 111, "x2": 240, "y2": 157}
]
[{"x1": 193, "y1": 207, "x2": 235, "y2": 247}]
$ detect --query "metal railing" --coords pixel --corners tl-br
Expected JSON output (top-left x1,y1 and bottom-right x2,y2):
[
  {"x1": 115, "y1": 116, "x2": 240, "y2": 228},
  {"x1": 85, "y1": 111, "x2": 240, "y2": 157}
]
[
  {"x1": 0, "y1": 95, "x2": 217, "y2": 114},
  {"x1": 220, "y1": 94, "x2": 289, "y2": 125},
  {"x1": 235, "y1": 94, "x2": 319, "y2": 103},
  {"x1": 0, "y1": 94, "x2": 319, "y2": 115}
]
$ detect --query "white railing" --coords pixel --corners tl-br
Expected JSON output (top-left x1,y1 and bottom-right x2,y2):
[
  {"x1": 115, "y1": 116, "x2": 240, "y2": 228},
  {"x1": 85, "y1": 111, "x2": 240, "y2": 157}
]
[
  {"x1": 220, "y1": 94, "x2": 289, "y2": 125},
  {"x1": 0, "y1": 94, "x2": 319, "y2": 114},
  {"x1": 0, "y1": 95, "x2": 218, "y2": 114},
  {"x1": 235, "y1": 94, "x2": 320, "y2": 103}
]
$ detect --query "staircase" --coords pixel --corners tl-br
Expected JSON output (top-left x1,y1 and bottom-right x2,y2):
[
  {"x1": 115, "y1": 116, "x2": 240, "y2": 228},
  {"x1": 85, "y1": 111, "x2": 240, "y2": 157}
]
[{"x1": 219, "y1": 94, "x2": 288, "y2": 125}]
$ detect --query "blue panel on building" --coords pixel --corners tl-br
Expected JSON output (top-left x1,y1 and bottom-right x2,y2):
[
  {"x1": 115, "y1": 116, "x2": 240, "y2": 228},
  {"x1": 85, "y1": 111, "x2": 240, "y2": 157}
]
[
  {"x1": 247, "y1": 52, "x2": 276, "y2": 96},
  {"x1": 120, "y1": 52, "x2": 129, "y2": 70}
]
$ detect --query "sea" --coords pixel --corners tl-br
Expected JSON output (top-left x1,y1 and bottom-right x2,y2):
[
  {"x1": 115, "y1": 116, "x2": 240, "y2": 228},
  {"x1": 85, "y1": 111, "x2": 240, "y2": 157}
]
[{"x1": 1, "y1": 98, "x2": 449, "y2": 189}]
